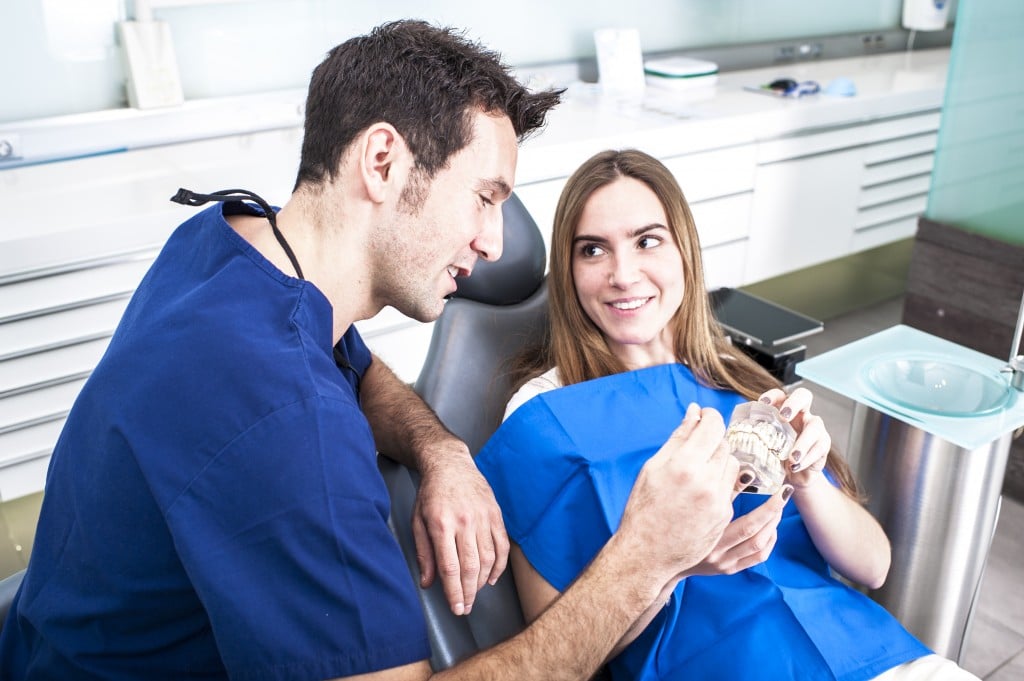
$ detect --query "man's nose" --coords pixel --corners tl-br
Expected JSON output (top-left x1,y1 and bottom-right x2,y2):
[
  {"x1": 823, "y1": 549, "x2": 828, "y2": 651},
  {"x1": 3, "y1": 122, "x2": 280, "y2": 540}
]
[{"x1": 473, "y1": 211, "x2": 504, "y2": 262}]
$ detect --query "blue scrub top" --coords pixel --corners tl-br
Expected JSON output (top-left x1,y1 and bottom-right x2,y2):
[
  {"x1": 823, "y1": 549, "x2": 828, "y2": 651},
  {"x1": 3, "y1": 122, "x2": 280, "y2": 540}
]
[
  {"x1": 0, "y1": 202, "x2": 430, "y2": 680},
  {"x1": 477, "y1": 363, "x2": 929, "y2": 681}
]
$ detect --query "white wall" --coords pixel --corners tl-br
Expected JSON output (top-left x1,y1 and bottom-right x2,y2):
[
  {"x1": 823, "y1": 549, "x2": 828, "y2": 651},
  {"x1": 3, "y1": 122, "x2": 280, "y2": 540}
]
[{"x1": 1, "y1": 0, "x2": 913, "y2": 123}]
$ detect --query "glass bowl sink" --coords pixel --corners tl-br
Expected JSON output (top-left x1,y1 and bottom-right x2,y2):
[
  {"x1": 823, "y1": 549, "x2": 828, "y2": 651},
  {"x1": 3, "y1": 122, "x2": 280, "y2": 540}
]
[{"x1": 862, "y1": 354, "x2": 1012, "y2": 418}]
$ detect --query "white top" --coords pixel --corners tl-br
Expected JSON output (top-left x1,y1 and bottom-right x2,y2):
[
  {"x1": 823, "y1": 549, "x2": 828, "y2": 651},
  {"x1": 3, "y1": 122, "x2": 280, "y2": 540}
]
[{"x1": 503, "y1": 366, "x2": 563, "y2": 422}]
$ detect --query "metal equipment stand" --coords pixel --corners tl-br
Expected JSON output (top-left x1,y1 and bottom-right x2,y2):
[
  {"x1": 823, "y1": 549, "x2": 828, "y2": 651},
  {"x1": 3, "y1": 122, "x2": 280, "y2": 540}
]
[{"x1": 847, "y1": 406, "x2": 1011, "y2": 663}]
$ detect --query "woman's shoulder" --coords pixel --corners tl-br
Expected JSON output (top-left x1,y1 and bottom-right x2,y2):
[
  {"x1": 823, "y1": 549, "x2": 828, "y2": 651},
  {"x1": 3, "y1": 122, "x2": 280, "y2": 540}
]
[{"x1": 503, "y1": 367, "x2": 563, "y2": 421}]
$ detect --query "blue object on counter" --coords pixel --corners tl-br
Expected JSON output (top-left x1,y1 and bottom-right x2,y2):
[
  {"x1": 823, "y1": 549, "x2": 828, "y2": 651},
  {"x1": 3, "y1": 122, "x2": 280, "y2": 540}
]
[
  {"x1": 823, "y1": 77, "x2": 857, "y2": 97},
  {"x1": 744, "y1": 79, "x2": 820, "y2": 98}
]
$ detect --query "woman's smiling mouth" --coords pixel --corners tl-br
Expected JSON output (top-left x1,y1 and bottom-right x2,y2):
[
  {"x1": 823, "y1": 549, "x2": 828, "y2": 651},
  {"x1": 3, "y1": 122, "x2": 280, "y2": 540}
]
[{"x1": 609, "y1": 297, "x2": 651, "y2": 311}]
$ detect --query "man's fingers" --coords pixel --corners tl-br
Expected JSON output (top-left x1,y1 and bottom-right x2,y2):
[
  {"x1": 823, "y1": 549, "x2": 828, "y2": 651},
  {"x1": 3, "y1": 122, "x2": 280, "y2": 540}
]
[
  {"x1": 671, "y1": 402, "x2": 703, "y2": 441},
  {"x1": 665, "y1": 405, "x2": 726, "y2": 463},
  {"x1": 454, "y1": 531, "x2": 481, "y2": 614},
  {"x1": 476, "y1": 528, "x2": 497, "y2": 593},
  {"x1": 487, "y1": 523, "x2": 510, "y2": 586},
  {"x1": 411, "y1": 514, "x2": 436, "y2": 588},
  {"x1": 434, "y1": 530, "x2": 468, "y2": 616}
]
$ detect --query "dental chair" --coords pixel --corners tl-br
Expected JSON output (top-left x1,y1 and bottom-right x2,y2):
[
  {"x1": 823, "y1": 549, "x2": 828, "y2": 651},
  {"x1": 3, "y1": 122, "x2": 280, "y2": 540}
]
[
  {"x1": 378, "y1": 192, "x2": 549, "y2": 670},
  {"x1": 0, "y1": 568, "x2": 25, "y2": 633}
]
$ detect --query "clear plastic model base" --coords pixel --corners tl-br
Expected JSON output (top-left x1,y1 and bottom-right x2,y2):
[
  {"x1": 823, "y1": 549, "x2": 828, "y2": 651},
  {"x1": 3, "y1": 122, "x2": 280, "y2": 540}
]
[{"x1": 725, "y1": 401, "x2": 797, "y2": 494}]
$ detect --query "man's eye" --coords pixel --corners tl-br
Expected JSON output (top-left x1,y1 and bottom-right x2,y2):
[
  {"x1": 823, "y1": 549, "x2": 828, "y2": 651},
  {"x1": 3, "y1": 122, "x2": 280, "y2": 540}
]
[{"x1": 479, "y1": 194, "x2": 494, "y2": 206}]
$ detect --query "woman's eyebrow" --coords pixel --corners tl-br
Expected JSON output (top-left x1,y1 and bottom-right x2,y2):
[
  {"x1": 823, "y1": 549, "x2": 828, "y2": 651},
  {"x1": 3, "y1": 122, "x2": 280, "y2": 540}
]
[
  {"x1": 573, "y1": 223, "x2": 668, "y2": 243},
  {"x1": 628, "y1": 223, "x2": 669, "y2": 237}
]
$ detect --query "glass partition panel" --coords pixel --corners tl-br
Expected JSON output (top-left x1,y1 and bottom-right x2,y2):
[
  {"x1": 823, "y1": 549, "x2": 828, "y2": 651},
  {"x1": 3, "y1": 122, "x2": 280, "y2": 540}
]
[{"x1": 926, "y1": 0, "x2": 1024, "y2": 245}]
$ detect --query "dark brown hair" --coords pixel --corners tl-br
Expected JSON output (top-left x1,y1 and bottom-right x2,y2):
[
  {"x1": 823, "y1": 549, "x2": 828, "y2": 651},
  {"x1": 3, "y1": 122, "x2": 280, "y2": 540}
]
[{"x1": 295, "y1": 19, "x2": 562, "y2": 190}]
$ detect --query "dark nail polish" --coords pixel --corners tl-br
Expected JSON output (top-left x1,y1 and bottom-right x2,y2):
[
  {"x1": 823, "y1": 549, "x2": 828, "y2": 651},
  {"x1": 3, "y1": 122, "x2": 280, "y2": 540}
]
[
  {"x1": 790, "y1": 462, "x2": 801, "y2": 472},
  {"x1": 739, "y1": 471, "x2": 755, "y2": 486},
  {"x1": 789, "y1": 450, "x2": 802, "y2": 464},
  {"x1": 781, "y1": 485, "x2": 794, "y2": 502},
  {"x1": 779, "y1": 406, "x2": 792, "y2": 419},
  {"x1": 760, "y1": 396, "x2": 772, "y2": 404}
]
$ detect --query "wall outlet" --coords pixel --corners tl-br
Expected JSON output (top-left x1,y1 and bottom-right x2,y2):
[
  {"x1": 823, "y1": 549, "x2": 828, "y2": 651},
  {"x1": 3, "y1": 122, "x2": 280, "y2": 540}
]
[
  {"x1": 775, "y1": 42, "x2": 823, "y2": 62},
  {"x1": 0, "y1": 133, "x2": 22, "y2": 162}
]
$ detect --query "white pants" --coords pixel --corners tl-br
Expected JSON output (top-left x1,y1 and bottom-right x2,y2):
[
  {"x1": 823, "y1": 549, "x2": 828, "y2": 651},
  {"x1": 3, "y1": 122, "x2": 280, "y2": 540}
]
[{"x1": 873, "y1": 654, "x2": 982, "y2": 681}]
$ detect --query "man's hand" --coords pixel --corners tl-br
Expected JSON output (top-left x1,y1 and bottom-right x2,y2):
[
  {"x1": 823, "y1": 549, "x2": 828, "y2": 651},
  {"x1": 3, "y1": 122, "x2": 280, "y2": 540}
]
[
  {"x1": 617, "y1": 404, "x2": 740, "y2": 583},
  {"x1": 358, "y1": 356, "x2": 510, "y2": 616},
  {"x1": 413, "y1": 444, "x2": 510, "y2": 616}
]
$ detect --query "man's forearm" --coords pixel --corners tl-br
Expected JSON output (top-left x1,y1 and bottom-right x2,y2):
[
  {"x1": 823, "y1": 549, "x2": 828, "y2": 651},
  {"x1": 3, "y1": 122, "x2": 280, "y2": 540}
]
[
  {"x1": 434, "y1": 530, "x2": 664, "y2": 681},
  {"x1": 361, "y1": 355, "x2": 467, "y2": 469}
]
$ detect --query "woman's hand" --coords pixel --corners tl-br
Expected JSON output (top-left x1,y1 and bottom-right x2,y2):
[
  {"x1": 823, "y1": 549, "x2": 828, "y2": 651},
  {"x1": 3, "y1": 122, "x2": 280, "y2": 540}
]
[
  {"x1": 758, "y1": 387, "x2": 831, "y2": 489},
  {"x1": 682, "y1": 484, "x2": 792, "y2": 577}
]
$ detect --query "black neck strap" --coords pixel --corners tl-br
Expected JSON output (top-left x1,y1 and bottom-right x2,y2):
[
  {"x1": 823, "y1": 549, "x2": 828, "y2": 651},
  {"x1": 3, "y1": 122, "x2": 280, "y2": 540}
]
[{"x1": 171, "y1": 188, "x2": 305, "y2": 280}]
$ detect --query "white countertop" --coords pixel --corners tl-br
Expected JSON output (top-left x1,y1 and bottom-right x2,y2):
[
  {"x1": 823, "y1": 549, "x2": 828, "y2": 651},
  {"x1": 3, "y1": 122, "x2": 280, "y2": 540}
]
[
  {"x1": 0, "y1": 48, "x2": 949, "y2": 176},
  {"x1": 516, "y1": 47, "x2": 949, "y2": 184},
  {"x1": 0, "y1": 48, "x2": 949, "y2": 277}
]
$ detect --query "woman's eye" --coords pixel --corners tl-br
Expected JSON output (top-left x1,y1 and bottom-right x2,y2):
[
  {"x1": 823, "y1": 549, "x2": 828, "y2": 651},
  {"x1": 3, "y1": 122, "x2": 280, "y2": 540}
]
[
  {"x1": 638, "y1": 235, "x2": 661, "y2": 249},
  {"x1": 579, "y1": 243, "x2": 605, "y2": 257}
]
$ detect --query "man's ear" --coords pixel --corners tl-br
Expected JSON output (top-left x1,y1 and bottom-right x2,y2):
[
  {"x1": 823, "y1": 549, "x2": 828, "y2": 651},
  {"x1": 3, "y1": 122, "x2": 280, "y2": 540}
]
[{"x1": 358, "y1": 123, "x2": 408, "y2": 204}]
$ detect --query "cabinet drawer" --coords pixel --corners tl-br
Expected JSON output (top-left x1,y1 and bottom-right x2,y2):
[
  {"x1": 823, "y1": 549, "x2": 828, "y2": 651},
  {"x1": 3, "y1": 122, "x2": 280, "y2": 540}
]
[
  {"x1": 858, "y1": 174, "x2": 932, "y2": 209},
  {"x1": 756, "y1": 126, "x2": 866, "y2": 164},
  {"x1": 0, "y1": 338, "x2": 107, "y2": 397},
  {"x1": 862, "y1": 154, "x2": 935, "y2": 186},
  {"x1": 0, "y1": 298, "x2": 129, "y2": 361},
  {"x1": 662, "y1": 144, "x2": 756, "y2": 202},
  {"x1": 856, "y1": 195, "x2": 928, "y2": 231},
  {"x1": 702, "y1": 240, "x2": 748, "y2": 291},
  {"x1": 864, "y1": 132, "x2": 938, "y2": 165},
  {"x1": 0, "y1": 420, "x2": 63, "y2": 469},
  {"x1": 692, "y1": 192, "x2": 752, "y2": 248},
  {"x1": 0, "y1": 451, "x2": 52, "y2": 503},
  {"x1": 863, "y1": 111, "x2": 942, "y2": 144},
  {"x1": 0, "y1": 257, "x2": 152, "y2": 323},
  {"x1": 851, "y1": 215, "x2": 919, "y2": 252},
  {"x1": 0, "y1": 379, "x2": 85, "y2": 433}
]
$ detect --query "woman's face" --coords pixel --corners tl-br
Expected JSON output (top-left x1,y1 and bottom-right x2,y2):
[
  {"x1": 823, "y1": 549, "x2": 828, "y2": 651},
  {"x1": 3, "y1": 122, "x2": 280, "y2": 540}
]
[{"x1": 571, "y1": 176, "x2": 685, "y2": 369}]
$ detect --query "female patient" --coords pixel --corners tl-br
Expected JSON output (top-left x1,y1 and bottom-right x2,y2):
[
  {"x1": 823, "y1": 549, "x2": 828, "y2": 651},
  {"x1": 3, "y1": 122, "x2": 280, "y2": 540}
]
[{"x1": 475, "y1": 149, "x2": 978, "y2": 680}]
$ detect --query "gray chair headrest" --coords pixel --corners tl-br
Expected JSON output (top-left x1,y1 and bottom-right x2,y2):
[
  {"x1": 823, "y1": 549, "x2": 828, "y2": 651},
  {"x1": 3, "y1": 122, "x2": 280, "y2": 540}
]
[{"x1": 452, "y1": 192, "x2": 546, "y2": 306}]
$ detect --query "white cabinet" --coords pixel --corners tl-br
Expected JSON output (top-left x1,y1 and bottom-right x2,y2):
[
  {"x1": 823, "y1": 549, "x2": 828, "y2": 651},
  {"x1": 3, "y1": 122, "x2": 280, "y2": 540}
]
[
  {"x1": 0, "y1": 254, "x2": 156, "y2": 501},
  {"x1": 853, "y1": 114, "x2": 941, "y2": 251},
  {"x1": 745, "y1": 110, "x2": 941, "y2": 283},
  {"x1": 745, "y1": 141, "x2": 865, "y2": 282}
]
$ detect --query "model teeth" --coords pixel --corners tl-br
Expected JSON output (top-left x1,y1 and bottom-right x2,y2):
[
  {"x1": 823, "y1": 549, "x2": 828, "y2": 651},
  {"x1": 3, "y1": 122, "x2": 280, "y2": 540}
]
[
  {"x1": 726, "y1": 420, "x2": 791, "y2": 459},
  {"x1": 611, "y1": 299, "x2": 646, "y2": 310},
  {"x1": 726, "y1": 419, "x2": 790, "y2": 491},
  {"x1": 447, "y1": 266, "x2": 458, "y2": 278}
]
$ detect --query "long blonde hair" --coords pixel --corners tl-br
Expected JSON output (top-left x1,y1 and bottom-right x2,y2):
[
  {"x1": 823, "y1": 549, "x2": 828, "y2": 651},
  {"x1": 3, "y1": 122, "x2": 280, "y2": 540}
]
[{"x1": 512, "y1": 149, "x2": 860, "y2": 497}]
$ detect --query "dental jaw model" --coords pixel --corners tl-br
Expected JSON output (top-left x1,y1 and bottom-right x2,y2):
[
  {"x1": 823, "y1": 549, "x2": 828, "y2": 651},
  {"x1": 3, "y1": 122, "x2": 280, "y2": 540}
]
[{"x1": 726, "y1": 402, "x2": 797, "y2": 494}]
